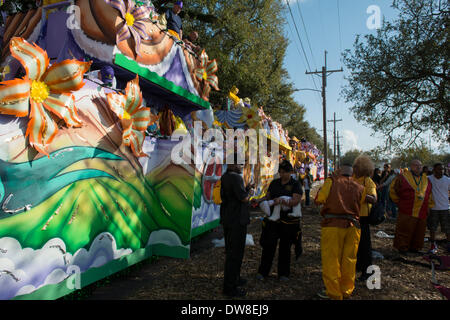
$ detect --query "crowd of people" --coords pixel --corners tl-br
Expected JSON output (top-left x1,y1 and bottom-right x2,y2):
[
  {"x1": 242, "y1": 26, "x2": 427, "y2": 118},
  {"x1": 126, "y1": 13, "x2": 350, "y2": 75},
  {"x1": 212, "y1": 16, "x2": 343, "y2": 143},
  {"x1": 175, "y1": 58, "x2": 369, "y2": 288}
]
[{"x1": 219, "y1": 156, "x2": 450, "y2": 299}]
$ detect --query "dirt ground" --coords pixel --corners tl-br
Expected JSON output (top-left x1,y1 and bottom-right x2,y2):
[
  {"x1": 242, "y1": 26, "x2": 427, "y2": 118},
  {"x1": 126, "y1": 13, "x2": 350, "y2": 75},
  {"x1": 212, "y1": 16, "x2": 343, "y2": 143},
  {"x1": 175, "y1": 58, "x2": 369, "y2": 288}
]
[{"x1": 76, "y1": 183, "x2": 449, "y2": 301}]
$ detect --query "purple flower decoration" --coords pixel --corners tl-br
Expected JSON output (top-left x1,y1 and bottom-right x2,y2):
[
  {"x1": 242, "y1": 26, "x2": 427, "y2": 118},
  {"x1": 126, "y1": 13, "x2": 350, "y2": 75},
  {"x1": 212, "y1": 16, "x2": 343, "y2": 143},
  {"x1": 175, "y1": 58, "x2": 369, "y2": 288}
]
[{"x1": 105, "y1": 0, "x2": 151, "y2": 56}]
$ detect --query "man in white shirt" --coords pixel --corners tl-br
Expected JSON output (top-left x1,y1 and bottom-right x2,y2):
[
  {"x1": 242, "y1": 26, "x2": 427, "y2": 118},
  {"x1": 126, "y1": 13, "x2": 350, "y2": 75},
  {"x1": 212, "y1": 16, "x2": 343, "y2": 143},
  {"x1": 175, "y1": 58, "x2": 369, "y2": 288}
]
[{"x1": 427, "y1": 163, "x2": 450, "y2": 254}]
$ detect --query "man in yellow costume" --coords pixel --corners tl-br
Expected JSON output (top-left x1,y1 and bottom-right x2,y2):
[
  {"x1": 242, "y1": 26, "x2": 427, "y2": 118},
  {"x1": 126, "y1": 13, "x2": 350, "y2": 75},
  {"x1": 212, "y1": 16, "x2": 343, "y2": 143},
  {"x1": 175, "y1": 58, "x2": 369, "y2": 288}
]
[
  {"x1": 390, "y1": 159, "x2": 434, "y2": 254},
  {"x1": 315, "y1": 163, "x2": 365, "y2": 300}
]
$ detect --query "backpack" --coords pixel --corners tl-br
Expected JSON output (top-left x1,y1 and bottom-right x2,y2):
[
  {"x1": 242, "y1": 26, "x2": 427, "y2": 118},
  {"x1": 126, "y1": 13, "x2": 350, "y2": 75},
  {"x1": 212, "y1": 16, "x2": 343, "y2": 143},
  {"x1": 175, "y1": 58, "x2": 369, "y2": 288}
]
[
  {"x1": 364, "y1": 177, "x2": 385, "y2": 226},
  {"x1": 368, "y1": 201, "x2": 386, "y2": 226}
]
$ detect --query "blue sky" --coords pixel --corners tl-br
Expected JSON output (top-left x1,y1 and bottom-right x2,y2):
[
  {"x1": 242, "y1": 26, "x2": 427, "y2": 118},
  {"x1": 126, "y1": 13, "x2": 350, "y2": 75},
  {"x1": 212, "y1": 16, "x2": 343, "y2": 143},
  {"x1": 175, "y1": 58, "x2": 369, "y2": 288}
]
[{"x1": 282, "y1": 0, "x2": 425, "y2": 154}]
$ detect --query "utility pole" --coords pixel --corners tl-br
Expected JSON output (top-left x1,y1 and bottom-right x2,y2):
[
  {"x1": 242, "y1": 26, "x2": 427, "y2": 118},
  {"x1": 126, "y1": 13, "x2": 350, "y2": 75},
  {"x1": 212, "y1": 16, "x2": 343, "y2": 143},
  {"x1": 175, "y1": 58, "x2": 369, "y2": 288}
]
[
  {"x1": 337, "y1": 130, "x2": 344, "y2": 169},
  {"x1": 306, "y1": 51, "x2": 343, "y2": 178},
  {"x1": 328, "y1": 112, "x2": 342, "y2": 171}
]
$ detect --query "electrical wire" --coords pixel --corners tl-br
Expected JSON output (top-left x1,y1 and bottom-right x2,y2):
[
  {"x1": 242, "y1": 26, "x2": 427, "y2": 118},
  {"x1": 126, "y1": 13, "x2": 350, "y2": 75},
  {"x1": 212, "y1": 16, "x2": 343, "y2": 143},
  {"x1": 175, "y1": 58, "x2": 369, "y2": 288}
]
[
  {"x1": 285, "y1": 0, "x2": 312, "y2": 72},
  {"x1": 286, "y1": 17, "x2": 322, "y2": 108},
  {"x1": 336, "y1": 0, "x2": 345, "y2": 116},
  {"x1": 286, "y1": 20, "x2": 308, "y2": 73},
  {"x1": 336, "y1": 0, "x2": 343, "y2": 62},
  {"x1": 295, "y1": 0, "x2": 317, "y2": 70},
  {"x1": 285, "y1": 0, "x2": 321, "y2": 94}
]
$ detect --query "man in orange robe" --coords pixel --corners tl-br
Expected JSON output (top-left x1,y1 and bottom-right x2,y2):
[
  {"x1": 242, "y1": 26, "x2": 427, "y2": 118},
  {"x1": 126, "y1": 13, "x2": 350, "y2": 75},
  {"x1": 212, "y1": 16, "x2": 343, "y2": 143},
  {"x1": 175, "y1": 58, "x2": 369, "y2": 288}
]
[
  {"x1": 315, "y1": 164, "x2": 365, "y2": 300},
  {"x1": 390, "y1": 159, "x2": 434, "y2": 254}
]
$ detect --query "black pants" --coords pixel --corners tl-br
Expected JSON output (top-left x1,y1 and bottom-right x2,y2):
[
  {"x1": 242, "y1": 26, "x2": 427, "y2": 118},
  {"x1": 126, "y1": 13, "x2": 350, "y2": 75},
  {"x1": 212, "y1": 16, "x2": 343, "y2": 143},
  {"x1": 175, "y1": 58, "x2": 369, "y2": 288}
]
[
  {"x1": 258, "y1": 219, "x2": 300, "y2": 278},
  {"x1": 223, "y1": 224, "x2": 247, "y2": 292},
  {"x1": 305, "y1": 189, "x2": 310, "y2": 206},
  {"x1": 356, "y1": 216, "x2": 372, "y2": 276}
]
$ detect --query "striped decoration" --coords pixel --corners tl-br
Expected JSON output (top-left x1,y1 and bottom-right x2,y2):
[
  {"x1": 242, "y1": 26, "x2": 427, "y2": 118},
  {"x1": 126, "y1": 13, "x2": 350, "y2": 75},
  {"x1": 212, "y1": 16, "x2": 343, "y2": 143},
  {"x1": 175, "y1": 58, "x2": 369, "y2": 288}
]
[
  {"x1": 194, "y1": 50, "x2": 219, "y2": 101},
  {"x1": 215, "y1": 109, "x2": 246, "y2": 129},
  {"x1": 105, "y1": 0, "x2": 151, "y2": 56},
  {"x1": 106, "y1": 75, "x2": 153, "y2": 157}
]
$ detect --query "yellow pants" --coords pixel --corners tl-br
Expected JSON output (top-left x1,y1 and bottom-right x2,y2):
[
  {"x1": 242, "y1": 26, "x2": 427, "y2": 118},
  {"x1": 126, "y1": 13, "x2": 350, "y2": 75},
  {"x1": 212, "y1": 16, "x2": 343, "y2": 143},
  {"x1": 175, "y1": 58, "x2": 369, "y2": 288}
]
[{"x1": 321, "y1": 226, "x2": 361, "y2": 300}]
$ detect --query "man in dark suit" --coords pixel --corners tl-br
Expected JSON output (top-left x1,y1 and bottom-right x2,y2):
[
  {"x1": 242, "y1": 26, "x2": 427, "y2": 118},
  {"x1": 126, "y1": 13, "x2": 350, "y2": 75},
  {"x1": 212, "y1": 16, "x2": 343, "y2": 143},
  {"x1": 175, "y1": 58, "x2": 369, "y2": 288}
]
[{"x1": 220, "y1": 159, "x2": 254, "y2": 298}]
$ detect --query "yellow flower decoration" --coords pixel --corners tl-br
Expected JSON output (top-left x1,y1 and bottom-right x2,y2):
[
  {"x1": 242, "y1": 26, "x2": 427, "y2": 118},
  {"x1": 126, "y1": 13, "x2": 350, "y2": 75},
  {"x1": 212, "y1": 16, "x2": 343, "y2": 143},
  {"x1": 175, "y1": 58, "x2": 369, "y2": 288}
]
[
  {"x1": 0, "y1": 38, "x2": 91, "y2": 156},
  {"x1": 238, "y1": 106, "x2": 261, "y2": 129},
  {"x1": 212, "y1": 114, "x2": 223, "y2": 128}
]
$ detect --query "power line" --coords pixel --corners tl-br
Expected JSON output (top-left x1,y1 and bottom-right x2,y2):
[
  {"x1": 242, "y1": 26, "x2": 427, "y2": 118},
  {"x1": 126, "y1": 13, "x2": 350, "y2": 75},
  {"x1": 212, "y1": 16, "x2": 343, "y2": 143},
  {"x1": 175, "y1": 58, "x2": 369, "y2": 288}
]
[
  {"x1": 295, "y1": 0, "x2": 317, "y2": 70},
  {"x1": 336, "y1": 0, "x2": 343, "y2": 60},
  {"x1": 285, "y1": 0, "x2": 320, "y2": 93},
  {"x1": 285, "y1": 0, "x2": 312, "y2": 71},
  {"x1": 285, "y1": 19, "x2": 309, "y2": 73},
  {"x1": 285, "y1": 0, "x2": 323, "y2": 114},
  {"x1": 285, "y1": 16, "x2": 322, "y2": 108}
]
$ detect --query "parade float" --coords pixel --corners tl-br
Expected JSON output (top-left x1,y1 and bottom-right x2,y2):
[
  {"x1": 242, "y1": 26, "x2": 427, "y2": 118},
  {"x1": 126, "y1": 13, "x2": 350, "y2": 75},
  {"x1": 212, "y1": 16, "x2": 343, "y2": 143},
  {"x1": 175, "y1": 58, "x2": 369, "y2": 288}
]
[
  {"x1": 213, "y1": 94, "x2": 325, "y2": 198},
  {"x1": 0, "y1": 0, "x2": 323, "y2": 300}
]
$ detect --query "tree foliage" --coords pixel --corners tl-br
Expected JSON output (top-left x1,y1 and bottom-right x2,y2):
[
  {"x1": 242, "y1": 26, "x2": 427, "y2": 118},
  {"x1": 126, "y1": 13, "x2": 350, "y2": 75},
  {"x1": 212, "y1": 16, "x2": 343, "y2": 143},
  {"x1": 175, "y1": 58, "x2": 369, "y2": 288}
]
[
  {"x1": 342, "y1": 0, "x2": 450, "y2": 148},
  {"x1": 341, "y1": 149, "x2": 365, "y2": 166},
  {"x1": 0, "y1": 0, "x2": 37, "y2": 15},
  {"x1": 183, "y1": 1, "x2": 292, "y2": 105},
  {"x1": 390, "y1": 141, "x2": 450, "y2": 168},
  {"x1": 346, "y1": 142, "x2": 450, "y2": 169}
]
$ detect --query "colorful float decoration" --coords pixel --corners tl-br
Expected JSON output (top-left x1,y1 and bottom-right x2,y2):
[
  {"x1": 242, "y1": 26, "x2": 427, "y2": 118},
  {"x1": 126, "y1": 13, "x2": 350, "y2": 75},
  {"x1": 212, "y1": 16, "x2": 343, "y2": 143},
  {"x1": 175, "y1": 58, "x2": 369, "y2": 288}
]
[
  {"x1": 105, "y1": 0, "x2": 152, "y2": 56},
  {"x1": 0, "y1": 38, "x2": 91, "y2": 156},
  {"x1": 0, "y1": 0, "x2": 221, "y2": 300},
  {"x1": 214, "y1": 103, "x2": 325, "y2": 199},
  {"x1": 194, "y1": 50, "x2": 219, "y2": 101},
  {"x1": 106, "y1": 75, "x2": 151, "y2": 157}
]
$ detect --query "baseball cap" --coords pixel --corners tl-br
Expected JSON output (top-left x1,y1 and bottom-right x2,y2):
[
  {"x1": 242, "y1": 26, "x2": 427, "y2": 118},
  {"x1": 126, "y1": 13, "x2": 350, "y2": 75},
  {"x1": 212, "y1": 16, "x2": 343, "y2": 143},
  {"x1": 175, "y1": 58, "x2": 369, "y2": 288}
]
[{"x1": 100, "y1": 66, "x2": 114, "y2": 85}]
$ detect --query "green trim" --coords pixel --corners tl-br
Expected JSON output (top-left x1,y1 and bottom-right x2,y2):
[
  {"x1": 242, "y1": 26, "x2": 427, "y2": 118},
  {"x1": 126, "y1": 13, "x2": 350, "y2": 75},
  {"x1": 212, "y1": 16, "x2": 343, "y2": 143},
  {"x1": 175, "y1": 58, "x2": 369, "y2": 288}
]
[
  {"x1": 12, "y1": 244, "x2": 189, "y2": 300},
  {"x1": 114, "y1": 54, "x2": 211, "y2": 110},
  {"x1": 191, "y1": 219, "x2": 220, "y2": 239},
  {"x1": 151, "y1": 243, "x2": 190, "y2": 259}
]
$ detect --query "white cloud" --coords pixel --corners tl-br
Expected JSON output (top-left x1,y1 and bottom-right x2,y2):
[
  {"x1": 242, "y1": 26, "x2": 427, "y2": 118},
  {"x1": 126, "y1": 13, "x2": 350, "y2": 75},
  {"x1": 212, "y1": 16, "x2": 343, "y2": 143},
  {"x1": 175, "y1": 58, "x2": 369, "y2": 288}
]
[{"x1": 342, "y1": 130, "x2": 359, "y2": 152}]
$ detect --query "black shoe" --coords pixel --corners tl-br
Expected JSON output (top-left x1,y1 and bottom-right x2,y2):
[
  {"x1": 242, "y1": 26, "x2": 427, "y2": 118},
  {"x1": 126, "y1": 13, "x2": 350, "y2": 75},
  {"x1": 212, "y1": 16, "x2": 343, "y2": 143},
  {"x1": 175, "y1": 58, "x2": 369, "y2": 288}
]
[
  {"x1": 223, "y1": 287, "x2": 246, "y2": 298},
  {"x1": 237, "y1": 278, "x2": 247, "y2": 287}
]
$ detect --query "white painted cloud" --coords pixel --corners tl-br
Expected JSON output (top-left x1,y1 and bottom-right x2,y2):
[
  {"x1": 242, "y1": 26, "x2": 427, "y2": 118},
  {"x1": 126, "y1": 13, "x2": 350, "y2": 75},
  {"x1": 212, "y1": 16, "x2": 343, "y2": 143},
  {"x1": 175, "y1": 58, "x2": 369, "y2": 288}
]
[
  {"x1": 342, "y1": 130, "x2": 359, "y2": 152},
  {"x1": 147, "y1": 230, "x2": 190, "y2": 250},
  {"x1": 0, "y1": 233, "x2": 133, "y2": 300}
]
